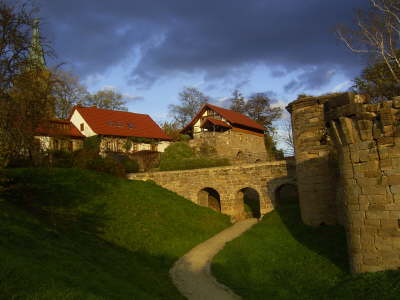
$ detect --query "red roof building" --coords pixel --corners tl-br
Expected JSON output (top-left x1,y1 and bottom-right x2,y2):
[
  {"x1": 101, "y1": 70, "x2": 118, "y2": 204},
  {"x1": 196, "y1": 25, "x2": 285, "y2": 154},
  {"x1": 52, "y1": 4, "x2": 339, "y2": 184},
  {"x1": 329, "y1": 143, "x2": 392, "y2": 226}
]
[
  {"x1": 36, "y1": 119, "x2": 84, "y2": 138},
  {"x1": 69, "y1": 106, "x2": 171, "y2": 140},
  {"x1": 181, "y1": 103, "x2": 266, "y2": 137}
]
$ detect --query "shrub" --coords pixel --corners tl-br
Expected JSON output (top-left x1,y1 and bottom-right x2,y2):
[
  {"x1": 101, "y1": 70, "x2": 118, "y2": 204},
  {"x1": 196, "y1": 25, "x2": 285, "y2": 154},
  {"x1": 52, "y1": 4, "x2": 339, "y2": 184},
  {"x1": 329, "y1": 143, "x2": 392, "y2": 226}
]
[
  {"x1": 86, "y1": 155, "x2": 125, "y2": 178},
  {"x1": 105, "y1": 152, "x2": 139, "y2": 173},
  {"x1": 49, "y1": 150, "x2": 75, "y2": 168},
  {"x1": 122, "y1": 159, "x2": 139, "y2": 173},
  {"x1": 83, "y1": 135, "x2": 102, "y2": 153},
  {"x1": 162, "y1": 142, "x2": 193, "y2": 160},
  {"x1": 159, "y1": 142, "x2": 230, "y2": 171}
]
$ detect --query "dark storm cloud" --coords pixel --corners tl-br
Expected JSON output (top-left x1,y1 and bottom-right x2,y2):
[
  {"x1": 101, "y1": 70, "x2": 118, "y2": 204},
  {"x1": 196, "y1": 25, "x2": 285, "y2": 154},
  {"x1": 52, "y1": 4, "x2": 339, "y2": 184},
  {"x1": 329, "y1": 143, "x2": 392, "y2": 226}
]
[{"x1": 38, "y1": 0, "x2": 370, "y2": 88}]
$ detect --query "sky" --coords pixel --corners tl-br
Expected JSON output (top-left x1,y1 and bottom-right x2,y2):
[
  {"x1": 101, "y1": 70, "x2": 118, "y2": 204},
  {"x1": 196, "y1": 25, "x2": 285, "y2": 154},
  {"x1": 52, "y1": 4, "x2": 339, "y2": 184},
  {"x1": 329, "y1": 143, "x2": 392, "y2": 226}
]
[{"x1": 36, "y1": 0, "x2": 370, "y2": 128}]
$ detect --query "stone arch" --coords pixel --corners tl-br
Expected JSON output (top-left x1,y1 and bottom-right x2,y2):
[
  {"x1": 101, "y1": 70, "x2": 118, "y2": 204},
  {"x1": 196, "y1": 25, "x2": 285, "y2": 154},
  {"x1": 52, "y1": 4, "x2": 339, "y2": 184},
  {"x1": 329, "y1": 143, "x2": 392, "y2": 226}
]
[
  {"x1": 236, "y1": 187, "x2": 261, "y2": 218},
  {"x1": 197, "y1": 187, "x2": 221, "y2": 212},
  {"x1": 266, "y1": 177, "x2": 297, "y2": 208},
  {"x1": 275, "y1": 183, "x2": 299, "y2": 207}
]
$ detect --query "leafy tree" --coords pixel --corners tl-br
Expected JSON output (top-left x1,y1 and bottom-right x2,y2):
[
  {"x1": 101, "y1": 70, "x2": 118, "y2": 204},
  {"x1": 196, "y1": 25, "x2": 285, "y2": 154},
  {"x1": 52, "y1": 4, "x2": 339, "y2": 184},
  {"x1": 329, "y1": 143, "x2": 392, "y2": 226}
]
[
  {"x1": 227, "y1": 91, "x2": 283, "y2": 158},
  {"x1": 353, "y1": 56, "x2": 400, "y2": 102},
  {"x1": 160, "y1": 121, "x2": 182, "y2": 141},
  {"x1": 52, "y1": 70, "x2": 88, "y2": 118},
  {"x1": 169, "y1": 87, "x2": 209, "y2": 127},
  {"x1": 245, "y1": 93, "x2": 282, "y2": 131},
  {"x1": 229, "y1": 89, "x2": 246, "y2": 114},
  {"x1": 84, "y1": 89, "x2": 127, "y2": 111},
  {"x1": 0, "y1": 1, "x2": 55, "y2": 166}
]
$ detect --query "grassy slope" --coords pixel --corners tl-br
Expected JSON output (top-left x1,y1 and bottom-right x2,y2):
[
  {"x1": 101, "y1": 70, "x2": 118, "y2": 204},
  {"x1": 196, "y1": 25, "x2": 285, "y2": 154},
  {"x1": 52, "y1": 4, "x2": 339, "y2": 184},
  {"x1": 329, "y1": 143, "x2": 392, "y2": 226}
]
[
  {"x1": 212, "y1": 204, "x2": 400, "y2": 300},
  {"x1": 0, "y1": 168, "x2": 230, "y2": 299}
]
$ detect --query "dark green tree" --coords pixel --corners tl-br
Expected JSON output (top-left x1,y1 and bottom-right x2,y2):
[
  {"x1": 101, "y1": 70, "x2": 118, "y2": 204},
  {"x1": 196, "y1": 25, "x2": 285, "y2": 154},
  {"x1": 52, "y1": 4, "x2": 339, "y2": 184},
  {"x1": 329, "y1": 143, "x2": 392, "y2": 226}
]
[{"x1": 353, "y1": 57, "x2": 400, "y2": 102}]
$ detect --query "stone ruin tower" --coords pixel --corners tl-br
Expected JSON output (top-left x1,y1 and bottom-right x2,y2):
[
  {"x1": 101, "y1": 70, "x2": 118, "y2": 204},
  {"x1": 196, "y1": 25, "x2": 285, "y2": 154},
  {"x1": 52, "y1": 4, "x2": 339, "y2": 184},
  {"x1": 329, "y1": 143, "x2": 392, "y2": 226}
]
[{"x1": 287, "y1": 93, "x2": 400, "y2": 273}]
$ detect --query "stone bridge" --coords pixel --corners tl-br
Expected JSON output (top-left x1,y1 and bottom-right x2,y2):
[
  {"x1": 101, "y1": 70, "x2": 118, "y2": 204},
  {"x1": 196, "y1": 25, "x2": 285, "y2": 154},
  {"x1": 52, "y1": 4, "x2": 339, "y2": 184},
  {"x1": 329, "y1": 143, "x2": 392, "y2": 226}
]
[{"x1": 127, "y1": 160, "x2": 296, "y2": 220}]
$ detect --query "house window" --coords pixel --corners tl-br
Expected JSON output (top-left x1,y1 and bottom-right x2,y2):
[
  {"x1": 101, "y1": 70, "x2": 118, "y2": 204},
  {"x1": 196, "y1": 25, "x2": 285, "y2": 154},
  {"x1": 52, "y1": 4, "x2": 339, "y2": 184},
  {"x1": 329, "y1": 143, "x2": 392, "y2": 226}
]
[
  {"x1": 80, "y1": 123, "x2": 84, "y2": 131},
  {"x1": 132, "y1": 143, "x2": 138, "y2": 152},
  {"x1": 151, "y1": 144, "x2": 158, "y2": 152}
]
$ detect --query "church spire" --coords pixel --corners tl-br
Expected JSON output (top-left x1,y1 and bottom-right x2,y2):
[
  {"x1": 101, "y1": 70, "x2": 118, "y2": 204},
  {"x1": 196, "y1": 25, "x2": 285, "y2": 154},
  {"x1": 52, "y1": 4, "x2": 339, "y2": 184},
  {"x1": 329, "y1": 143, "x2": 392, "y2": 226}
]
[{"x1": 29, "y1": 19, "x2": 46, "y2": 68}]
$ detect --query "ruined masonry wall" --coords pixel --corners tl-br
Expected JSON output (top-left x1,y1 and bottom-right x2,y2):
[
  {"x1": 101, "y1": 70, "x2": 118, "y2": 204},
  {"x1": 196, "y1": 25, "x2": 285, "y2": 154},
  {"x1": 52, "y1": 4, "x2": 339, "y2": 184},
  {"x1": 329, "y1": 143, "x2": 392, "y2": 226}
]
[
  {"x1": 289, "y1": 98, "x2": 338, "y2": 226},
  {"x1": 326, "y1": 99, "x2": 400, "y2": 273},
  {"x1": 128, "y1": 161, "x2": 295, "y2": 220}
]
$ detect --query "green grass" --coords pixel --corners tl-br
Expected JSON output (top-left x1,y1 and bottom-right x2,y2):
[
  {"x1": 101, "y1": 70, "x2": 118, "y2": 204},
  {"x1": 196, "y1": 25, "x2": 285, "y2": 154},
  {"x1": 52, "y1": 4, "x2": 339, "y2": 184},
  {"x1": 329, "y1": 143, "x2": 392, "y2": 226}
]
[
  {"x1": 212, "y1": 204, "x2": 400, "y2": 300},
  {"x1": 0, "y1": 168, "x2": 230, "y2": 299}
]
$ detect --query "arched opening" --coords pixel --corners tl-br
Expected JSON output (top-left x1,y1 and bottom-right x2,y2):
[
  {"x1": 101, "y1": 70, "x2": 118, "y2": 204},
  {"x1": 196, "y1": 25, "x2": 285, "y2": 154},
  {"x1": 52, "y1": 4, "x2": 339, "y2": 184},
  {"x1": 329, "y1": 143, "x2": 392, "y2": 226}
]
[
  {"x1": 275, "y1": 183, "x2": 299, "y2": 207},
  {"x1": 198, "y1": 188, "x2": 221, "y2": 212},
  {"x1": 237, "y1": 187, "x2": 261, "y2": 218}
]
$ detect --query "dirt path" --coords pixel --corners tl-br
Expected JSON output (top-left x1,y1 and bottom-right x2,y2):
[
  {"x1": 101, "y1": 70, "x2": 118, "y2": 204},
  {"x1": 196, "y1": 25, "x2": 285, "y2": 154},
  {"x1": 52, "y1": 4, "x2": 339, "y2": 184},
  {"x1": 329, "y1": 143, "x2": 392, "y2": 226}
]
[{"x1": 170, "y1": 218, "x2": 258, "y2": 300}]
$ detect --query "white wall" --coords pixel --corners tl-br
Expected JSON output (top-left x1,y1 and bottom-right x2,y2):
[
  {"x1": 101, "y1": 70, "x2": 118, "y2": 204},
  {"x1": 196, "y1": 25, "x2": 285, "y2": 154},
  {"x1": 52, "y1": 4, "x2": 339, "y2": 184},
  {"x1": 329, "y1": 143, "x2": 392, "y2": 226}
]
[{"x1": 70, "y1": 110, "x2": 97, "y2": 137}]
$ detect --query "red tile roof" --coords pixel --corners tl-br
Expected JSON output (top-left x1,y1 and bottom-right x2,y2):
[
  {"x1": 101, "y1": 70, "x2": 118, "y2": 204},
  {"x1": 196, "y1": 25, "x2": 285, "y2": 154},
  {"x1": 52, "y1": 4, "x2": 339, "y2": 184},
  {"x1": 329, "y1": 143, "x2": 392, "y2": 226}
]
[
  {"x1": 36, "y1": 119, "x2": 84, "y2": 138},
  {"x1": 72, "y1": 106, "x2": 171, "y2": 140},
  {"x1": 182, "y1": 103, "x2": 266, "y2": 133},
  {"x1": 202, "y1": 117, "x2": 231, "y2": 128}
]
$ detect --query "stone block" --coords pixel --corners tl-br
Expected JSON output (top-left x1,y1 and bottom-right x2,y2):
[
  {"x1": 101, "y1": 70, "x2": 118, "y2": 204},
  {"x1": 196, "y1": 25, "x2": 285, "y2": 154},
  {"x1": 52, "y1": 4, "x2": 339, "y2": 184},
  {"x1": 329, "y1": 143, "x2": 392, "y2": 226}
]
[
  {"x1": 380, "y1": 159, "x2": 392, "y2": 170},
  {"x1": 387, "y1": 175, "x2": 400, "y2": 185},
  {"x1": 362, "y1": 185, "x2": 386, "y2": 195},
  {"x1": 378, "y1": 137, "x2": 395, "y2": 146},
  {"x1": 393, "y1": 98, "x2": 400, "y2": 108},
  {"x1": 380, "y1": 219, "x2": 399, "y2": 229}
]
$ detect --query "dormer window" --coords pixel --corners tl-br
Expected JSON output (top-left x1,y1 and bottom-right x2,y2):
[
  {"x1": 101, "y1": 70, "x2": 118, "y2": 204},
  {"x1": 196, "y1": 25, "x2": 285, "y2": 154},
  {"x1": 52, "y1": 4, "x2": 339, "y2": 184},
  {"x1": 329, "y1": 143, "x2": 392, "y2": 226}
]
[
  {"x1": 127, "y1": 123, "x2": 134, "y2": 129},
  {"x1": 80, "y1": 123, "x2": 84, "y2": 131}
]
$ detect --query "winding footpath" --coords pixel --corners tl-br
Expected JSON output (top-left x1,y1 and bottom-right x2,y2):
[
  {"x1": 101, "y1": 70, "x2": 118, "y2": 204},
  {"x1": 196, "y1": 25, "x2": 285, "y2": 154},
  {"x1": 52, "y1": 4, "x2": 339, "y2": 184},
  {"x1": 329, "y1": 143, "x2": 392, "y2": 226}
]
[{"x1": 170, "y1": 218, "x2": 258, "y2": 300}]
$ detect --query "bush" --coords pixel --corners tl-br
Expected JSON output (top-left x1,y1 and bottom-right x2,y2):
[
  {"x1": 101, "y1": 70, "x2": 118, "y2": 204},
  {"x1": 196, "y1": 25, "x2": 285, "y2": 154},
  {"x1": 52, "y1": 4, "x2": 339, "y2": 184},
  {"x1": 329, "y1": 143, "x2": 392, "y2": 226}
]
[
  {"x1": 85, "y1": 155, "x2": 125, "y2": 178},
  {"x1": 83, "y1": 135, "x2": 102, "y2": 153},
  {"x1": 159, "y1": 142, "x2": 230, "y2": 171},
  {"x1": 49, "y1": 150, "x2": 75, "y2": 168},
  {"x1": 104, "y1": 152, "x2": 139, "y2": 173},
  {"x1": 162, "y1": 142, "x2": 193, "y2": 160},
  {"x1": 122, "y1": 159, "x2": 139, "y2": 173}
]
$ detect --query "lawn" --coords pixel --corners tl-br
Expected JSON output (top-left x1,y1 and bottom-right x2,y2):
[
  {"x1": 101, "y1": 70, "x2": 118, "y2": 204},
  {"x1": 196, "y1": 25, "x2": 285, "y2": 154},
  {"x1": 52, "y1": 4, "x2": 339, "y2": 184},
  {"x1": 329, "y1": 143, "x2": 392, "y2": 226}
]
[
  {"x1": 0, "y1": 168, "x2": 231, "y2": 299},
  {"x1": 212, "y1": 204, "x2": 400, "y2": 300}
]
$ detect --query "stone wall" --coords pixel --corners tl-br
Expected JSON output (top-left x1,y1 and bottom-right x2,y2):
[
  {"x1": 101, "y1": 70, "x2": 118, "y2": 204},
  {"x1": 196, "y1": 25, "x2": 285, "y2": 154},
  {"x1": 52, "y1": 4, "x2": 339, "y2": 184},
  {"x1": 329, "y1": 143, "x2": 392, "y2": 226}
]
[
  {"x1": 325, "y1": 97, "x2": 400, "y2": 273},
  {"x1": 288, "y1": 93, "x2": 400, "y2": 273},
  {"x1": 287, "y1": 95, "x2": 341, "y2": 226},
  {"x1": 188, "y1": 130, "x2": 268, "y2": 164},
  {"x1": 128, "y1": 160, "x2": 296, "y2": 220}
]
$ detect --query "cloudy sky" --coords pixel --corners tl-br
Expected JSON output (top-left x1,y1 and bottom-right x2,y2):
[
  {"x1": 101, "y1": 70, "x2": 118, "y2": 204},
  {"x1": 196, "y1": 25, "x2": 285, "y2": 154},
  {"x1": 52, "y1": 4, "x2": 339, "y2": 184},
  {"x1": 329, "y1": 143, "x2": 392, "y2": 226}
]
[{"x1": 37, "y1": 0, "x2": 369, "y2": 123}]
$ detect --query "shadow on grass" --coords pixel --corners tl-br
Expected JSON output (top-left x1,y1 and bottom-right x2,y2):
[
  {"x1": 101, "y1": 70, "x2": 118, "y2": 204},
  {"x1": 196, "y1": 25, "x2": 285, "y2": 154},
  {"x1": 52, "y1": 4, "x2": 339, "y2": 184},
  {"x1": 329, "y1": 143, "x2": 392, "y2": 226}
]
[
  {"x1": 1, "y1": 168, "x2": 114, "y2": 234},
  {"x1": 0, "y1": 204, "x2": 183, "y2": 299},
  {"x1": 275, "y1": 203, "x2": 349, "y2": 273}
]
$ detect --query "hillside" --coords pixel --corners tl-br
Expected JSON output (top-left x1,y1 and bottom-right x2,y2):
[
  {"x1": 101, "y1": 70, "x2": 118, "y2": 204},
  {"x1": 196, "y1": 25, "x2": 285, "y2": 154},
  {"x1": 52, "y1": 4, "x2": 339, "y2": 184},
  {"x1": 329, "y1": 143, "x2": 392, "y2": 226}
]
[{"x1": 0, "y1": 168, "x2": 231, "y2": 299}]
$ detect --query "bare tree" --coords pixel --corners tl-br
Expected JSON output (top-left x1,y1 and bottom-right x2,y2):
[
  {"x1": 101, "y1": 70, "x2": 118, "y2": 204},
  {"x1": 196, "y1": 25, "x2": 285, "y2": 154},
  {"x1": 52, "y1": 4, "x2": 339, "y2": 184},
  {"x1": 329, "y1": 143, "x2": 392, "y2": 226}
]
[
  {"x1": 169, "y1": 87, "x2": 209, "y2": 127},
  {"x1": 337, "y1": 0, "x2": 400, "y2": 83},
  {"x1": 278, "y1": 118, "x2": 294, "y2": 156},
  {"x1": 245, "y1": 93, "x2": 282, "y2": 131},
  {"x1": 52, "y1": 70, "x2": 88, "y2": 118},
  {"x1": 229, "y1": 89, "x2": 246, "y2": 114},
  {"x1": 83, "y1": 88, "x2": 128, "y2": 111}
]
